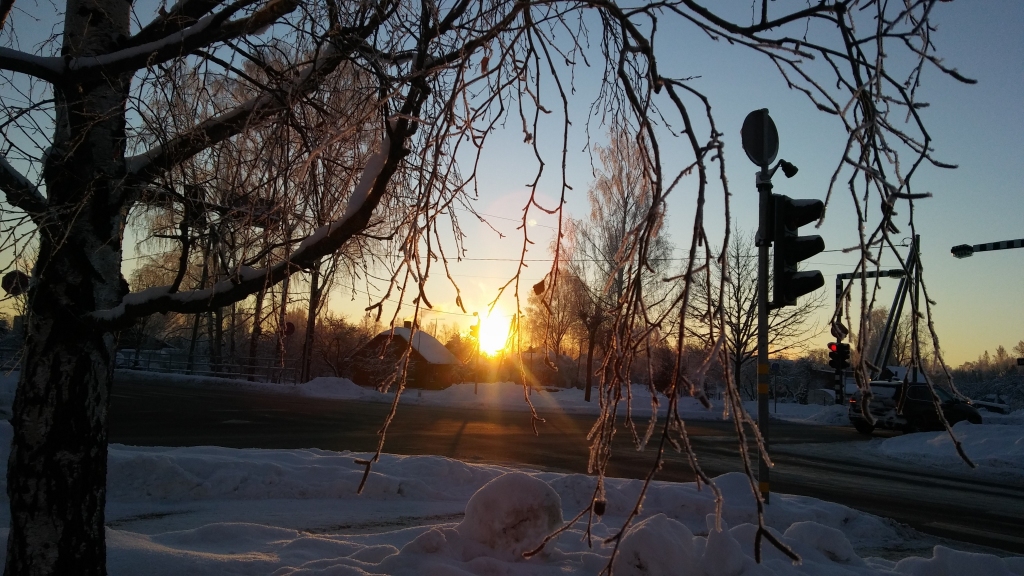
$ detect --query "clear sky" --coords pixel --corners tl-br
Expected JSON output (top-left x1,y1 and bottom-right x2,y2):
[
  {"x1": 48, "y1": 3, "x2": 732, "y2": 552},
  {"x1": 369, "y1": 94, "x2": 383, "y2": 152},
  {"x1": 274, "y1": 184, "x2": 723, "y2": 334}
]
[{"x1": 332, "y1": 1, "x2": 1024, "y2": 367}]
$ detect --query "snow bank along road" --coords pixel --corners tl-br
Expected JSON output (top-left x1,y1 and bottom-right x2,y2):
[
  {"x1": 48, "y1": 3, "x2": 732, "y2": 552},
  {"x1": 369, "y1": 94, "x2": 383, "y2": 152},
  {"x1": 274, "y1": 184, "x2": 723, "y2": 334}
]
[{"x1": 108, "y1": 376, "x2": 1024, "y2": 555}]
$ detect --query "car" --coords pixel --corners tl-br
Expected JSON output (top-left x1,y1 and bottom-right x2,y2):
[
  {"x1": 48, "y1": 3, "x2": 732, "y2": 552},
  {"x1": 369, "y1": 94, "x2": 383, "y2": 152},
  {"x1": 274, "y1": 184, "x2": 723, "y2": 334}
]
[{"x1": 848, "y1": 381, "x2": 982, "y2": 435}]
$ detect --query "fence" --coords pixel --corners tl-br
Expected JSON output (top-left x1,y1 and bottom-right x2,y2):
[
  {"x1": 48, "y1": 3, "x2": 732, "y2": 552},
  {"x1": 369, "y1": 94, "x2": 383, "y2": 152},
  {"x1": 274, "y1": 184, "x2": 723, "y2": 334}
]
[
  {"x1": 0, "y1": 347, "x2": 298, "y2": 383},
  {"x1": 117, "y1": 349, "x2": 297, "y2": 383}
]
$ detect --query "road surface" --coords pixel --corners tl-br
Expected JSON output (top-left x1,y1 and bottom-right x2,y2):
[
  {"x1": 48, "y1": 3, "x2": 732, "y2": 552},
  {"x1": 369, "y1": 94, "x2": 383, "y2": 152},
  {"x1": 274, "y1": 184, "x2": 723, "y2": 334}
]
[{"x1": 108, "y1": 376, "x2": 1024, "y2": 554}]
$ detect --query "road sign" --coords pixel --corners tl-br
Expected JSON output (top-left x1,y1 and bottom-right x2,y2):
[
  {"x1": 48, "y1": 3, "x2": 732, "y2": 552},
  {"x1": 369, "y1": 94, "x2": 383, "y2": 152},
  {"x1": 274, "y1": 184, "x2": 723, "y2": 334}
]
[{"x1": 741, "y1": 109, "x2": 779, "y2": 167}]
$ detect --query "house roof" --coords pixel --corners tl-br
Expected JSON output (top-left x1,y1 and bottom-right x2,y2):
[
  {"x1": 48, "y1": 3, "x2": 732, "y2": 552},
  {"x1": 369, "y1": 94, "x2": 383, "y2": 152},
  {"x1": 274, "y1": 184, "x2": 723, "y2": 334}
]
[{"x1": 376, "y1": 327, "x2": 461, "y2": 365}]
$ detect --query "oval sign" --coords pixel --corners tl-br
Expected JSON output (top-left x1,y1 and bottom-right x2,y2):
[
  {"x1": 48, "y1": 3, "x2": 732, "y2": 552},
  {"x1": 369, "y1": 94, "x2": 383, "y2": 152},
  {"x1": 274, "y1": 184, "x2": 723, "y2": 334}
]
[{"x1": 741, "y1": 109, "x2": 779, "y2": 167}]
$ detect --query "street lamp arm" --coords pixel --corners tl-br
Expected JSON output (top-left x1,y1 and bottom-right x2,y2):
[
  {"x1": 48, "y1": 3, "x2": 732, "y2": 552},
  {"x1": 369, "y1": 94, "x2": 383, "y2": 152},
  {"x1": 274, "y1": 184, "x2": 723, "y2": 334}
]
[{"x1": 951, "y1": 238, "x2": 1024, "y2": 259}]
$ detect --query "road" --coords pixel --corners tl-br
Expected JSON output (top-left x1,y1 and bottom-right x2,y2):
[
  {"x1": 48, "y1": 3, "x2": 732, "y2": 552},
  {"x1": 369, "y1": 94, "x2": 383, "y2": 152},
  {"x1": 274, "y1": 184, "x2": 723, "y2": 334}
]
[{"x1": 108, "y1": 376, "x2": 1024, "y2": 554}]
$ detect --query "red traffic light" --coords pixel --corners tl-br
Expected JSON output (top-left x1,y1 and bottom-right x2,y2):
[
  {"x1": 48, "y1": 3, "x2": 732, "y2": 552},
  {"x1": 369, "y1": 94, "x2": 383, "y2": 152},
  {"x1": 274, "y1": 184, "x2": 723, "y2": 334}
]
[{"x1": 827, "y1": 342, "x2": 838, "y2": 352}]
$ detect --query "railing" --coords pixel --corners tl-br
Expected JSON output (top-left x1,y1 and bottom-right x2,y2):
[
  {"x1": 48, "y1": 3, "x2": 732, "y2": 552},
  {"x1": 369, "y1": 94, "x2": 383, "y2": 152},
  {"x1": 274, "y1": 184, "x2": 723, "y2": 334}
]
[
  {"x1": 117, "y1": 349, "x2": 297, "y2": 383},
  {"x1": 0, "y1": 347, "x2": 298, "y2": 383}
]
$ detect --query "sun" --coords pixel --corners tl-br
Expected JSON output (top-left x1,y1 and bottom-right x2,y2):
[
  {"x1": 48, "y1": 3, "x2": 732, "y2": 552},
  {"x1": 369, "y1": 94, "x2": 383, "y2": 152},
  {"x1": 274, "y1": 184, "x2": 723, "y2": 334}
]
[{"x1": 477, "y1": 312, "x2": 511, "y2": 356}]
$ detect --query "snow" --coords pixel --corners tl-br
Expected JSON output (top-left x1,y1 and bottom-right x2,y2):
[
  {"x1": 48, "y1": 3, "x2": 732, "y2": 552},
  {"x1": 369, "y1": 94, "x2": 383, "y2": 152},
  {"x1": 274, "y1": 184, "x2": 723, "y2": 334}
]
[
  {"x1": 0, "y1": 372, "x2": 1022, "y2": 573},
  {"x1": 152, "y1": 372, "x2": 848, "y2": 423},
  {"x1": 877, "y1": 422, "x2": 1024, "y2": 480},
  {"x1": 455, "y1": 472, "x2": 563, "y2": 561},
  {"x1": 612, "y1": 514, "x2": 698, "y2": 576},
  {"x1": 3, "y1": 417, "x2": 1022, "y2": 574},
  {"x1": 374, "y1": 327, "x2": 461, "y2": 365}
]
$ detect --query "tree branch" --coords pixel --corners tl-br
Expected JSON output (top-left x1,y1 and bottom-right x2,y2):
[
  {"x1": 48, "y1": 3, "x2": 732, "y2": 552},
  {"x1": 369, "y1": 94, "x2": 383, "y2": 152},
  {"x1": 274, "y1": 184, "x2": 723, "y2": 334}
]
[
  {"x1": 123, "y1": 28, "x2": 370, "y2": 193},
  {"x1": 0, "y1": 155, "x2": 47, "y2": 216},
  {"x1": 67, "y1": 0, "x2": 298, "y2": 81},
  {"x1": 0, "y1": 48, "x2": 63, "y2": 83}
]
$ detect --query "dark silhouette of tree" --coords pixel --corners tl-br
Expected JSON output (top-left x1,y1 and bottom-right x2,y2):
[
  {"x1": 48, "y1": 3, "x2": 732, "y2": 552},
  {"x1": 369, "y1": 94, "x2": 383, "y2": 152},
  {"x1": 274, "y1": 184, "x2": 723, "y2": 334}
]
[{"x1": 687, "y1": 231, "x2": 824, "y2": 400}]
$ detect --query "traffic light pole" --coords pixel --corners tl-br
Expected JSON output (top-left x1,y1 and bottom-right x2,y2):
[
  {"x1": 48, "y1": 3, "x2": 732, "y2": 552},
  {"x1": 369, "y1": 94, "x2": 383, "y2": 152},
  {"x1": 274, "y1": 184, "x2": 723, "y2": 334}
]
[
  {"x1": 742, "y1": 108, "x2": 826, "y2": 506},
  {"x1": 756, "y1": 169, "x2": 772, "y2": 504}
]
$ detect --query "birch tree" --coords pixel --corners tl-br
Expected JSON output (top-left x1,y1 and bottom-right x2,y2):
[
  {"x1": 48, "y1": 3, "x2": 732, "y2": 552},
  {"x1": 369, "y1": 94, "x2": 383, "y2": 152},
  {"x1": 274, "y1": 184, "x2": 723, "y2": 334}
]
[{"x1": 0, "y1": 0, "x2": 972, "y2": 573}]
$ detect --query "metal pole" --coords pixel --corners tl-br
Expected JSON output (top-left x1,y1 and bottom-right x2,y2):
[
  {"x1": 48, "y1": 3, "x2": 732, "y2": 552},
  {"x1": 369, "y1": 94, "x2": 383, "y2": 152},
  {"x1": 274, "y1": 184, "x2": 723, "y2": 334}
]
[{"x1": 756, "y1": 169, "x2": 772, "y2": 504}]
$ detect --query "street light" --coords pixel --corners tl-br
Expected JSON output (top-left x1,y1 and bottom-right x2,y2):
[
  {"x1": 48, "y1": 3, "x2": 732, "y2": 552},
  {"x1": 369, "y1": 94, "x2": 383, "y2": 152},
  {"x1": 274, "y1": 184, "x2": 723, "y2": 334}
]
[{"x1": 951, "y1": 238, "x2": 1023, "y2": 258}]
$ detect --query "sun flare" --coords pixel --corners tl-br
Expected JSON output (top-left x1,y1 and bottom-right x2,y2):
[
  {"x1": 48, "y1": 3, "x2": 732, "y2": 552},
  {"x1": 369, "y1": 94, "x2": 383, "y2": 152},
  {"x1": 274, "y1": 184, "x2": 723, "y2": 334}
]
[{"x1": 477, "y1": 312, "x2": 511, "y2": 356}]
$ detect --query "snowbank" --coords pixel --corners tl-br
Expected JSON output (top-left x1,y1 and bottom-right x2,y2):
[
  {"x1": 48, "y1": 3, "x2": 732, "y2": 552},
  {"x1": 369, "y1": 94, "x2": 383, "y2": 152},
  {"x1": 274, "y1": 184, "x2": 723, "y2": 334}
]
[
  {"x1": 1, "y1": 420, "x2": 1021, "y2": 575},
  {"x1": 878, "y1": 421, "x2": 1024, "y2": 479}
]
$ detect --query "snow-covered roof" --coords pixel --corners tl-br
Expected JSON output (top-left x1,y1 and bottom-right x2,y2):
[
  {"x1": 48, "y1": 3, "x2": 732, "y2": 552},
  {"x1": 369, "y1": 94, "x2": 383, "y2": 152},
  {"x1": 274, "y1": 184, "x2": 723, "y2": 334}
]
[{"x1": 379, "y1": 327, "x2": 461, "y2": 365}]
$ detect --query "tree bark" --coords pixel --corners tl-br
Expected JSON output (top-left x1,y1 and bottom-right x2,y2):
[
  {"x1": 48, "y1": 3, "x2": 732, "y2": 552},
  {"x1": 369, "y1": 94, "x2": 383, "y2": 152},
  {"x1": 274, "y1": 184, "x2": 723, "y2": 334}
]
[
  {"x1": 6, "y1": 1, "x2": 130, "y2": 569},
  {"x1": 248, "y1": 286, "x2": 266, "y2": 381},
  {"x1": 300, "y1": 260, "x2": 321, "y2": 383},
  {"x1": 584, "y1": 330, "x2": 597, "y2": 402},
  {"x1": 275, "y1": 274, "x2": 290, "y2": 375}
]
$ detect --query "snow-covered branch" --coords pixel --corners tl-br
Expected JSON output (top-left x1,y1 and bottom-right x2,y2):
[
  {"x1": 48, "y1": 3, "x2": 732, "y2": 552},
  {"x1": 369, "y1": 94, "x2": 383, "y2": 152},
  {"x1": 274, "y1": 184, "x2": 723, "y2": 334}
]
[
  {"x1": 98, "y1": 127, "x2": 396, "y2": 324},
  {"x1": 0, "y1": 155, "x2": 47, "y2": 216},
  {"x1": 0, "y1": 47, "x2": 62, "y2": 83},
  {"x1": 129, "y1": 0, "x2": 229, "y2": 48},
  {"x1": 68, "y1": 0, "x2": 298, "y2": 81},
  {"x1": 122, "y1": 30, "x2": 370, "y2": 192}
]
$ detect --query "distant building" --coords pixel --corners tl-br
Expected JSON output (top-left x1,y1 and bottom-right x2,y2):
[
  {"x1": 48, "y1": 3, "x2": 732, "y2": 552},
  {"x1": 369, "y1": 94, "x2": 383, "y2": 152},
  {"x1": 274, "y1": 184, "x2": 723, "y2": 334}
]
[{"x1": 348, "y1": 324, "x2": 463, "y2": 390}]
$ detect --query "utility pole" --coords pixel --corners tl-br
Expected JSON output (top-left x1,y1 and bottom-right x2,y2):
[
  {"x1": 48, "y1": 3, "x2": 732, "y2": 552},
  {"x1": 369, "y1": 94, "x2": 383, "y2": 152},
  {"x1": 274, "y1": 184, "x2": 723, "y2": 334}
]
[
  {"x1": 472, "y1": 312, "x2": 481, "y2": 394},
  {"x1": 741, "y1": 109, "x2": 824, "y2": 504}
]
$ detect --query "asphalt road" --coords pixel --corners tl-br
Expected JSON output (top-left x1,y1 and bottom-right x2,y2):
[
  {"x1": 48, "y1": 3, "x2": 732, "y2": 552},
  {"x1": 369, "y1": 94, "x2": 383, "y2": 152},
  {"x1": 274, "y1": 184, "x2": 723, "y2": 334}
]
[{"x1": 108, "y1": 376, "x2": 1024, "y2": 554}]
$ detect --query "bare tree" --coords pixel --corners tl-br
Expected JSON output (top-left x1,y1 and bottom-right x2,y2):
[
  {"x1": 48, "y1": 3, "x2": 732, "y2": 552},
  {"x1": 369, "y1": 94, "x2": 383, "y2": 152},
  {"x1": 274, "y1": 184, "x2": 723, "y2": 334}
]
[
  {"x1": 526, "y1": 266, "x2": 584, "y2": 358},
  {"x1": 0, "y1": 0, "x2": 972, "y2": 572},
  {"x1": 687, "y1": 231, "x2": 824, "y2": 399},
  {"x1": 566, "y1": 130, "x2": 675, "y2": 401}
]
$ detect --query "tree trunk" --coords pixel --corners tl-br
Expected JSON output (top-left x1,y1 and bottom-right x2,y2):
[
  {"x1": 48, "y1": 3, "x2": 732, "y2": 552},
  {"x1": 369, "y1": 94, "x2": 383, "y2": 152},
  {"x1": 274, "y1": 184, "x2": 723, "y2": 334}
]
[
  {"x1": 300, "y1": 260, "x2": 321, "y2": 382},
  {"x1": 248, "y1": 286, "x2": 266, "y2": 381},
  {"x1": 275, "y1": 275, "x2": 290, "y2": 375},
  {"x1": 186, "y1": 257, "x2": 208, "y2": 374},
  {"x1": 229, "y1": 302, "x2": 237, "y2": 366},
  {"x1": 7, "y1": 1, "x2": 131, "y2": 568},
  {"x1": 584, "y1": 331, "x2": 597, "y2": 402},
  {"x1": 734, "y1": 355, "x2": 748, "y2": 400}
]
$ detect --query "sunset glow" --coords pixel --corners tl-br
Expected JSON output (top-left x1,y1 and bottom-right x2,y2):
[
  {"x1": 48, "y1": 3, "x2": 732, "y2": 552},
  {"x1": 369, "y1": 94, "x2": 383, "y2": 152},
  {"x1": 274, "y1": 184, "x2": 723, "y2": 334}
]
[{"x1": 477, "y1": 312, "x2": 511, "y2": 356}]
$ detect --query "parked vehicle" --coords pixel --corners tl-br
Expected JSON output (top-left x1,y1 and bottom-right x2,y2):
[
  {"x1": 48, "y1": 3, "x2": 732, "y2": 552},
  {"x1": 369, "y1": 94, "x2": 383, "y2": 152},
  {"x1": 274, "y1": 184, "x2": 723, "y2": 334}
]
[{"x1": 849, "y1": 381, "x2": 982, "y2": 435}]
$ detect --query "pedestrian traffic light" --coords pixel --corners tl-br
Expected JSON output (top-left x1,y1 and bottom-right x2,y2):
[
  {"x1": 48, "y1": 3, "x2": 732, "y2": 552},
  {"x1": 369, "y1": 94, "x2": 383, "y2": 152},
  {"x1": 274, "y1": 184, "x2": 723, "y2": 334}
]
[
  {"x1": 772, "y1": 194, "x2": 825, "y2": 307},
  {"x1": 828, "y1": 342, "x2": 851, "y2": 370}
]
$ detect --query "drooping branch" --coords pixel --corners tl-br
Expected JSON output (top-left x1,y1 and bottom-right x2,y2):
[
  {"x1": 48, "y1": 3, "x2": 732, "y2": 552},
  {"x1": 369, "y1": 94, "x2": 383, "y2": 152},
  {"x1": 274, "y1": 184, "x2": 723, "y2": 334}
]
[
  {"x1": 96, "y1": 91, "x2": 422, "y2": 325},
  {"x1": 122, "y1": 31, "x2": 372, "y2": 196}
]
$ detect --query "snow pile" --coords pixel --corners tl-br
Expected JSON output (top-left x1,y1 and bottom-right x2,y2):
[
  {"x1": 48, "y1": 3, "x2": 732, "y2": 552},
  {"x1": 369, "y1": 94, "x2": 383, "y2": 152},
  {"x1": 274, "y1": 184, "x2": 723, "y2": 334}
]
[
  {"x1": 878, "y1": 421, "x2": 1024, "y2": 477},
  {"x1": 982, "y1": 410, "x2": 1024, "y2": 426},
  {"x1": 298, "y1": 377, "x2": 393, "y2": 402},
  {"x1": 0, "y1": 420, "x2": 1022, "y2": 574},
  {"x1": 456, "y1": 472, "x2": 562, "y2": 560},
  {"x1": 613, "y1": 514, "x2": 699, "y2": 576}
]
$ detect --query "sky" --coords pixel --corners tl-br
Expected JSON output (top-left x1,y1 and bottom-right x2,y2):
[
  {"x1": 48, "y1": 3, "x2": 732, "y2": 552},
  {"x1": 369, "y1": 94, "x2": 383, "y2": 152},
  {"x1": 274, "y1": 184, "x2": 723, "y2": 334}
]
[
  {"x1": 1, "y1": 1, "x2": 1022, "y2": 367},
  {"x1": 339, "y1": 1, "x2": 1024, "y2": 367}
]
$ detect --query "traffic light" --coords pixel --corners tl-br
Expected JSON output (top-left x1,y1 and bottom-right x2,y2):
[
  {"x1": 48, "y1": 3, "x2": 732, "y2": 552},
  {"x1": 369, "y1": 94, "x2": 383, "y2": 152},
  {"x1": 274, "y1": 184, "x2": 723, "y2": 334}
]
[
  {"x1": 772, "y1": 194, "x2": 825, "y2": 307},
  {"x1": 828, "y1": 342, "x2": 851, "y2": 370}
]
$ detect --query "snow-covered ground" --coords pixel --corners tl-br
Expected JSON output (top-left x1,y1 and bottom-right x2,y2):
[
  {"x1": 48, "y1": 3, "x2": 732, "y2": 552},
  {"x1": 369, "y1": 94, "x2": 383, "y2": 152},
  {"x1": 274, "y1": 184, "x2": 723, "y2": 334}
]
[
  {"x1": 0, "y1": 420, "x2": 1021, "y2": 575},
  {"x1": 0, "y1": 370, "x2": 1022, "y2": 573},
  {"x1": 780, "y1": 421, "x2": 1024, "y2": 486}
]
